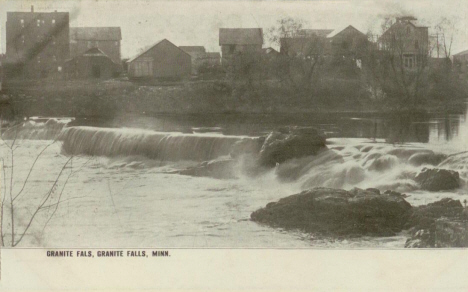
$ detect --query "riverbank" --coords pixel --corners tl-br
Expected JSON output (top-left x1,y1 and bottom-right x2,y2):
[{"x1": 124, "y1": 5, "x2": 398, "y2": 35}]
[{"x1": 0, "y1": 78, "x2": 465, "y2": 119}]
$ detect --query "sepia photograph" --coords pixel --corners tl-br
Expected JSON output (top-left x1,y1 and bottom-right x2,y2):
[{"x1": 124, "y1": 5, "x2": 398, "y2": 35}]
[{"x1": 1, "y1": 0, "x2": 468, "y2": 290}]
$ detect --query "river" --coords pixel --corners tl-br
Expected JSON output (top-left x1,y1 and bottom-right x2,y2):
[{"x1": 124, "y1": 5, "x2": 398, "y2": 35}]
[{"x1": 1, "y1": 109, "x2": 468, "y2": 248}]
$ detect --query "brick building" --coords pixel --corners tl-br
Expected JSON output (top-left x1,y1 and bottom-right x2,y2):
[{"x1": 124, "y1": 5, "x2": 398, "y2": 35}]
[
  {"x1": 5, "y1": 6, "x2": 69, "y2": 78},
  {"x1": 70, "y1": 27, "x2": 122, "y2": 64}
]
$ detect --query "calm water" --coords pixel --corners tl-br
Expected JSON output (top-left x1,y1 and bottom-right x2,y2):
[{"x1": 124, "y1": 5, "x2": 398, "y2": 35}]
[{"x1": 1, "y1": 108, "x2": 468, "y2": 248}]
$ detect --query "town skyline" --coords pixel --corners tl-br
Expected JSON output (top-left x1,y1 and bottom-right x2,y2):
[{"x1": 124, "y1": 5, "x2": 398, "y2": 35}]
[{"x1": 1, "y1": 0, "x2": 468, "y2": 59}]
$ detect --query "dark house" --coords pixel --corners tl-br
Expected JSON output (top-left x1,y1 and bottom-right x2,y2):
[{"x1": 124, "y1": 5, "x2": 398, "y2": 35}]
[
  {"x1": 127, "y1": 39, "x2": 191, "y2": 80},
  {"x1": 378, "y1": 16, "x2": 429, "y2": 69},
  {"x1": 70, "y1": 27, "x2": 122, "y2": 64},
  {"x1": 179, "y1": 46, "x2": 206, "y2": 74},
  {"x1": 327, "y1": 25, "x2": 369, "y2": 58},
  {"x1": 219, "y1": 28, "x2": 263, "y2": 66},
  {"x1": 5, "y1": 6, "x2": 70, "y2": 78},
  {"x1": 65, "y1": 47, "x2": 120, "y2": 79}
]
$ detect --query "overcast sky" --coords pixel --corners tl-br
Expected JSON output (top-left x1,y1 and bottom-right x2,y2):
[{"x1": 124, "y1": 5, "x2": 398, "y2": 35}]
[{"x1": 1, "y1": 0, "x2": 468, "y2": 58}]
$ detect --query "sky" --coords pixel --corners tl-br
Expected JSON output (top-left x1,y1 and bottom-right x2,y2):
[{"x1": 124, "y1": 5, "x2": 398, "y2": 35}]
[{"x1": 1, "y1": 0, "x2": 468, "y2": 59}]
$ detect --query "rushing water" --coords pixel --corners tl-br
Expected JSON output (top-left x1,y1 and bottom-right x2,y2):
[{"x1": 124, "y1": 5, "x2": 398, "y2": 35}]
[{"x1": 2, "y1": 110, "x2": 468, "y2": 248}]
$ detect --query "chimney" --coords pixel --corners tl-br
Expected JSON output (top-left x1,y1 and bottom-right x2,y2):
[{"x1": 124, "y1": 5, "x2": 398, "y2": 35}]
[{"x1": 31, "y1": 5, "x2": 34, "y2": 13}]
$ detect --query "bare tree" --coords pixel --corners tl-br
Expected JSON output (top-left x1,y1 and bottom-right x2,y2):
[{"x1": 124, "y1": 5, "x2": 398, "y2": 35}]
[{"x1": 0, "y1": 118, "x2": 76, "y2": 247}]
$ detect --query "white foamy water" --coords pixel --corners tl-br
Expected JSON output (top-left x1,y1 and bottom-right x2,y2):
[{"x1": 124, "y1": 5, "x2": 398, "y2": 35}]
[{"x1": 2, "y1": 117, "x2": 468, "y2": 248}]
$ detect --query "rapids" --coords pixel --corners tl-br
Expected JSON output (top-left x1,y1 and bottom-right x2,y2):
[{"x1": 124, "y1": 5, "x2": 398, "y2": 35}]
[{"x1": 2, "y1": 113, "x2": 468, "y2": 248}]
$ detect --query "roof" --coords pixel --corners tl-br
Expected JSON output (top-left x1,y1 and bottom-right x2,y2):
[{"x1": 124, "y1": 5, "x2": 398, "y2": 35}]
[
  {"x1": 179, "y1": 46, "x2": 206, "y2": 53},
  {"x1": 70, "y1": 27, "x2": 122, "y2": 41},
  {"x1": 297, "y1": 29, "x2": 334, "y2": 38},
  {"x1": 262, "y1": 47, "x2": 279, "y2": 54},
  {"x1": 327, "y1": 25, "x2": 366, "y2": 39},
  {"x1": 219, "y1": 28, "x2": 263, "y2": 45},
  {"x1": 82, "y1": 47, "x2": 109, "y2": 57},
  {"x1": 127, "y1": 39, "x2": 190, "y2": 63},
  {"x1": 454, "y1": 49, "x2": 468, "y2": 56}
]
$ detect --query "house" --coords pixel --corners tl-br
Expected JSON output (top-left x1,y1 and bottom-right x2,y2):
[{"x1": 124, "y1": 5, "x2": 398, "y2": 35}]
[
  {"x1": 127, "y1": 39, "x2": 191, "y2": 80},
  {"x1": 378, "y1": 16, "x2": 429, "y2": 69},
  {"x1": 179, "y1": 46, "x2": 206, "y2": 74},
  {"x1": 327, "y1": 25, "x2": 369, "y2": 58},
  {"x1": 219, "y1": 28, "x2": 263, "y2": 66},
  {"x1": 453, "y1": 50, "x2": 468, "y2": 80},
  {"x1": 70, "y1": 27, "x2": 122, "y2": 64},
  {"x1": 64, "y1": 47, "x2": 120, "y2": 79},
  {"x1": 5, "y1": 6, "x2": 69, "y2": 78}
]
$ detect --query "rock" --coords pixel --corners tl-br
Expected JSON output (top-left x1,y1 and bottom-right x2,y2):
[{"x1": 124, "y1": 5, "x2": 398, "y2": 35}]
[
  {"x1": 251, "y1": 187, "x2": 412, "y2": 237},
  {"x1": 179, "y1": 159, "x2": 237, "y2": 179},
  {"x1": 433, "y1": 218, "x2": 468, "y2": 247},
  {"x1": 404, "y1": 198, "x2": 464, "y2": 248},
  {"x1": 414, "y1": 168, "x2": 460, "y2": 191},
  {"x1": 257, "y1": 127, "x2": 326, "y2": 167},
  {"x1": 408, "y1": 152, "x2": 447, "y2": 167}
]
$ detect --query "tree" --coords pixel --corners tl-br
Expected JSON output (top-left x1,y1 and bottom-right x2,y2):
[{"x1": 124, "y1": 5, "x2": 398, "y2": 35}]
[
  {"x1": 267, "y1": 17, "x2": 327, "y2": 91},
  {"x1": 0, "y1": 118, "x2": 80, "y2": 247},
  {"x1": 363, "y1": 16, "x2": 432, "y2": 111}
]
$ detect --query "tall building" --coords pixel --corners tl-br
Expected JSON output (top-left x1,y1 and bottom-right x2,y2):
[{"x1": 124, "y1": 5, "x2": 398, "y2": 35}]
[{"x1": 5, "y1": 6, "x2": 69, "y2": 78}]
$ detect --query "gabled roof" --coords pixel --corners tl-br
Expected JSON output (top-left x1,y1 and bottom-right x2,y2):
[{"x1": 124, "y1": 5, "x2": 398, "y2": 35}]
[
  {"x1": 327, "y1": 25, "x2": 366, "y2": 39},
  {"x1": 82, "y1": 47, "x2": 109, "y2": 57},
  {"x1": 262, "y1": 47, "x2": 279, "y2": 54},
  {"x1": 179, "y1": 46, "x2": 206, "y2": 53},
  {"x1": 127, "y1": 39, "x2": 190, "y2": 63},
  {"x1": 219, "y1": 28, "x2": 263, "y2": 45},
  {"x1": 70, "y1": 27, "x2": 122, "y2": 41},
  {"x1": 454, "y1": 49, "x2": 468, "y2": 56}
]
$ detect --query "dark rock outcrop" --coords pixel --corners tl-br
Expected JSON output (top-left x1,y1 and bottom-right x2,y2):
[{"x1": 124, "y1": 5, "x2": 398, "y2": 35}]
[
  {"x1": 257, "y1": 127, "x2": 326, "y2": 167},
  {"x1": 414, "y1": 168, "x2": 460, "y2": 191},
  {"x1": 251, "y1": 187, "x2": 412, "y2": 237},
  {"x1": 405, "y1": 198, "x2": 464, "y2": 248},
  {"x1": 408, "y1": 152, "x2": 447, "y2": 167}
]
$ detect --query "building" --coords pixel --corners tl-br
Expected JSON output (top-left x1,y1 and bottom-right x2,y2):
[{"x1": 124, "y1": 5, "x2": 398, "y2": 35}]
[
  {"x1": 70, "y1": 27, "x2": 122, "y2": 64},
  {"x1": 378, "y1": 16, "x2": 429, "y2": 69},
  {"x1": 219, "y1": 28, "x2": 263, "y2": 66},
  {"x1": 327, "y1": 26, "x2": 369, "y2": 58},
  {"x1": 127, "y1": 39, "x2": 191, "y2": 80},
  {"x1": 65, "y1": 47, "x2": 120, "y2": 79},
  {"x1": 453, "y1": 50, "x2": 468, "y2": 80},
  {"x1": 179, "y1": 46, "x2": 206, "y2": 74},
  {"x1": 5, "y1": 6, "x2": 69, "y2": 78}
]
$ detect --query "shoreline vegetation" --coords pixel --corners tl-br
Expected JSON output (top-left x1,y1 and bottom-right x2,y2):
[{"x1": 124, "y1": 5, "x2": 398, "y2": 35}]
[{"x1": 0, "y1": 78, "x2": 466, "y2": 119}]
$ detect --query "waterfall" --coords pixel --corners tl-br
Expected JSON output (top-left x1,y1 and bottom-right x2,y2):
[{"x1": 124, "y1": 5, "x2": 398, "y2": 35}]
[{"x1": 59, "y1": 126, "x2": 256, "y2": 161}]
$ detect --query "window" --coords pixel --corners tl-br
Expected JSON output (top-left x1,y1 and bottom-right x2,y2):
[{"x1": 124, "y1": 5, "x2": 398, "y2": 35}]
[
  {"x1": 37, "y1": 56, "x2": 41, "y2": 63},
  {"x1": 58, "y1": 66, "x2": 62, "y2": 72},
  {"x1": 21, "y1": 35, "x2": 25, "y2": 44},
  {"x1": 20, "y1": 19, "x2": 24, "y2": 27},
  {"x1": 53, "y1": 55, "x2": 57, "y2": 62},
  {"x1": 37, "y1": 19, "x2": 41, "y2": 27},
  {"x1": 52, "y1": 19, "x2": 56, "y2": 24},
  {"x1": 403, "y1": 55, "x2": 415, "y2": 69}
]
